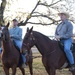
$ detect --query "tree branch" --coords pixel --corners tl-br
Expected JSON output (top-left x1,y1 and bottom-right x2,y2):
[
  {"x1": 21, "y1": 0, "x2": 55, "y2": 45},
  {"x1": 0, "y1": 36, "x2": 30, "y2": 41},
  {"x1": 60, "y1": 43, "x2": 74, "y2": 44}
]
[
  {"x1": 18, "y1": 0, "x2": 62, "y2": 26},
  {"x1": 27, "y1": 22, "x2": 54, "y2": 25},
  {"x1": 32, "y1": 12, "x2": 58, "y2": 24},
  {"x1": 39, "y1": 0, "x2": 62, "y2": 7},
  {"x1": 32, "y1": 14, "x2": 56, "y2": 22},
  {"x1": 27, "y1": 20, "x2": 60, "y2": 25},
  {"x1": 18, "y1": 0, "x2": 40, "y2": 26}
]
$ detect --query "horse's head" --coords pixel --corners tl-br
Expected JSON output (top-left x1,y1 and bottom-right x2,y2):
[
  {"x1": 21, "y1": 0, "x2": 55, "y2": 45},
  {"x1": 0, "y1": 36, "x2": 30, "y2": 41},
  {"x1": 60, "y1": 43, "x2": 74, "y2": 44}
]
[
  {"x1": 21, "y1": 27, "x2": 35, "y2": 54},
  {"x1": 0, "y1": 22, "x2": 10, "y2": 41}
]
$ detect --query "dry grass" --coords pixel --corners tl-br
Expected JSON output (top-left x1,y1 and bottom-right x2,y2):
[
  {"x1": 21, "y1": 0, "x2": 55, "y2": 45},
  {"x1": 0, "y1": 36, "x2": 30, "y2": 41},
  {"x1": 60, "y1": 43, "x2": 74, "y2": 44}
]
[{"x1": 0, "y1": 53, "x2": 72, "y2": 75}]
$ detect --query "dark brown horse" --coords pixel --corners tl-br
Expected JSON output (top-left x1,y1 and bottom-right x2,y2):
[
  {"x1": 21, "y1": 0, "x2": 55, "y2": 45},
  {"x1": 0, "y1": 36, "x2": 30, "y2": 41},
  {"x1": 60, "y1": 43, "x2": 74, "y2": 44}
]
[
  {"x1": 0, "y1": 23, "x2": 33, "y2": 75},
  {"x1": 21, "y1": 27, "x2": 75, "y2": 75}
]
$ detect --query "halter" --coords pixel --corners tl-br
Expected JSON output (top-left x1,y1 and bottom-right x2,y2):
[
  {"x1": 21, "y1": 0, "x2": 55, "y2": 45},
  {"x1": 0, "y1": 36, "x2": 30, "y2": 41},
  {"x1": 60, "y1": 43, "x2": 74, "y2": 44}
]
[
  {"x1": 22, "y1": 37, "x2": 35, "y2": 48},
  {"x1": 22, "y1": 34, "x2": 35, "y2": 55}
]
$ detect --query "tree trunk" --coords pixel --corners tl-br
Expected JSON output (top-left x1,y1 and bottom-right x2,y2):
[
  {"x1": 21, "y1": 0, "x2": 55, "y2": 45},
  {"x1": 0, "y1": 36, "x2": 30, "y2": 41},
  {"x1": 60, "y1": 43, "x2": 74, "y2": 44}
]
[{"x1": 0, "y1": 0, "x2": 6, "y2": 25}]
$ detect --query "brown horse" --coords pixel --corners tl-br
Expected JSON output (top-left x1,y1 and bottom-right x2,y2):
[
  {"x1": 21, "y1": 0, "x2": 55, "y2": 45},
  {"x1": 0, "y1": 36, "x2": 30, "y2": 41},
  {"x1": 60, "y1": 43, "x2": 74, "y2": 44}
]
[
  {"x1": 21, "y1": 27, "x2": 75, "y2": 75},
  {"x1": 0, "y1": 23, "x2": 33, "y2": 75}
]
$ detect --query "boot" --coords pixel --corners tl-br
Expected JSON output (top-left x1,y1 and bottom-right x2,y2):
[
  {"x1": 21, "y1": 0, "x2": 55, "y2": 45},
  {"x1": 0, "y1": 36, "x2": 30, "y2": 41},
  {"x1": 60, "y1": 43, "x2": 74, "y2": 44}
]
[
  {"x1": 22, "y1": 63, "x2": 26, "y2": 68},
  {"x1": 69, "y1": 64, "x2": 75, "y2": 71}
]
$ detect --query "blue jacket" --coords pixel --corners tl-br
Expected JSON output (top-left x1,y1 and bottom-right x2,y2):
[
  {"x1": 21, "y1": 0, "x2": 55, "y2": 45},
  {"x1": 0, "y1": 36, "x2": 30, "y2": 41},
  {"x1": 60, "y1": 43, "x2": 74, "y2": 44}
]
[
  {"x1": 9, "y1": 26, "x2": 22, "y2": 40},
  {"x1": 55, "y1": 19, "x2": 73, "y2": 39}
]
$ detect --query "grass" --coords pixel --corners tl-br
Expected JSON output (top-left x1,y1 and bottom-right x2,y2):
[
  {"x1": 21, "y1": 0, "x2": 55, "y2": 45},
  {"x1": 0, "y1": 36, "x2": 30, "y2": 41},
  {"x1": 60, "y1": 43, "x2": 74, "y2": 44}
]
[{"x1": 0, "y1": 52, "x2": 72, "y2": 75}]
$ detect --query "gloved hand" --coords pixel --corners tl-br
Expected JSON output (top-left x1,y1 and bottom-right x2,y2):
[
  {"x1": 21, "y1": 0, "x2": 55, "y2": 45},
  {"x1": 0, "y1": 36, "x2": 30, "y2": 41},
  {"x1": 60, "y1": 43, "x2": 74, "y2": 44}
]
[{"x1": 55, "y1": 35, "x2": 61, "y2": 40}]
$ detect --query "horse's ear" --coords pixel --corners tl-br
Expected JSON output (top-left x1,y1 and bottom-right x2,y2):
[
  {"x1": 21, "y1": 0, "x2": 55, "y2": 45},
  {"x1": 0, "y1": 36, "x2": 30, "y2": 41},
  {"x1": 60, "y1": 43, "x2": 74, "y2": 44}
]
[
  {"x1": 29, "y1": 26, "x2": 33, "y2": 33},
  {"x1": 6, "y1": 22, "x2": 10, "y2": 27},
  {"x1": 27, "y1": 27, "x2": 29, "y2": 32}
]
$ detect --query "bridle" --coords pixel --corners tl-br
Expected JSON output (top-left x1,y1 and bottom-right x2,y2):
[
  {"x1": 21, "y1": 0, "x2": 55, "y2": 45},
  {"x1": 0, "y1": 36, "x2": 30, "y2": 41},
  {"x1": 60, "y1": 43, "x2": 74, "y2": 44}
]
[
  {"x1": 22, "y1": 34, "x2": 35, "y2": 55},
  {"x1": 22, "y1": 37, "x2": 35, "y2": 49},
  {"x1": 23, "y1": 32, "x2": 35, "y2": 47}
]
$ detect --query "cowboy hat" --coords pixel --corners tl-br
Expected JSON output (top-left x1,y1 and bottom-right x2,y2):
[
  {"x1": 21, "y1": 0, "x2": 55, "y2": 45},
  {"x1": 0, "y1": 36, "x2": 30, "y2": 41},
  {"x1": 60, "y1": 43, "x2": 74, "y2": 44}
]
[{"x1": 58, "y1": 12, "x2": 69, "y2": 18}]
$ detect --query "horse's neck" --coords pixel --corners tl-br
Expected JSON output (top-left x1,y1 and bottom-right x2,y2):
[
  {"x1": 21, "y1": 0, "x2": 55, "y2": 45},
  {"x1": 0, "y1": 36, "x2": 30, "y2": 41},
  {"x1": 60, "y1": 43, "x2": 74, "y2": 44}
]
[
  {"x1": 35, "y1": 43, "x2": 44, "y2": 55},
  {"x1": 34, "y1": 34, "x2": 53, "y2": 56},
  {"x1": 2, "y1": 39, "x2": 14, "y2": 53}
]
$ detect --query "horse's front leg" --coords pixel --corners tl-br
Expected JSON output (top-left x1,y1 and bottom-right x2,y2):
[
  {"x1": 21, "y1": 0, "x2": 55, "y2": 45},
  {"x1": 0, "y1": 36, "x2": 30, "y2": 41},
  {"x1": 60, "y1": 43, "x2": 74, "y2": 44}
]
[
  {"x1": 42, "y1": 57, "x2": 56, "y2": 75},
  {"x1": 28, "y1": 61, "x2": 33, "y2": 75},
  {"x1": 50, "y1": 68, "x2": 56, "y2": 75},
  {"x1": 12, "y1": 66, "x2": 17, "y2": 75},
  {"x1": 42, "y1": 57, "x2": 51, "y2": 75},
  {"x1": 19, "y1": 66, "x2": 25, "y2": 75},
  {"x1": 3, "y1": 66, "x2": 9, "y2": 75}
]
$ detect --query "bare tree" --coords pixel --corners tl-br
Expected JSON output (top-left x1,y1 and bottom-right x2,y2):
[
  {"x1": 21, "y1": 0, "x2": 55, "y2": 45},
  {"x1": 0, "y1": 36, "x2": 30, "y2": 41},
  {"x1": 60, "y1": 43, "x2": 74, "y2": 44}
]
[
  {"x1": 18, "y1": 0, "x2": 61, "y2": 26},
  {"x1": 0, "y1": 0, "x2": 75, "y2": 26},
  {"x1": 18, "y1": 0, "x2": 75, "y2": 26}
]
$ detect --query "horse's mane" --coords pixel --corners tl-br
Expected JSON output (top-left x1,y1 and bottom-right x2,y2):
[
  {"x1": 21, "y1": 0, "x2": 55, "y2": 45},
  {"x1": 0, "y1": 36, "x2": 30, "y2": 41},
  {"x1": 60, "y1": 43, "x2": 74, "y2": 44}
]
[{"x1": 33, "y1": 31, "x2": 52, "y2": 42}]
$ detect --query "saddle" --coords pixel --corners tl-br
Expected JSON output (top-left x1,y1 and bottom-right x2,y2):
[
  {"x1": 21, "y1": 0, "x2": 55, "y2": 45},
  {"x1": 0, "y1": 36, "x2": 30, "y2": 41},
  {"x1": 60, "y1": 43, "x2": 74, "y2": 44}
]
[{"x1": 58, "y1": 41, "x2": 75, "y2": 52}]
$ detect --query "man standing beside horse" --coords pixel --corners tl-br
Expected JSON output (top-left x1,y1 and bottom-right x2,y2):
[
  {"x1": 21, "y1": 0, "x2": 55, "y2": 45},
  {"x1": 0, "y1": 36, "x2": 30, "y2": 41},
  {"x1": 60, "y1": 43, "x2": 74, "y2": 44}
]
[
  {"x1": 55, "y1": 11, "x2": 75, "y2": 71},
  {"x1": 9, "y1": 19, "x2": 26, "y2": 68}
]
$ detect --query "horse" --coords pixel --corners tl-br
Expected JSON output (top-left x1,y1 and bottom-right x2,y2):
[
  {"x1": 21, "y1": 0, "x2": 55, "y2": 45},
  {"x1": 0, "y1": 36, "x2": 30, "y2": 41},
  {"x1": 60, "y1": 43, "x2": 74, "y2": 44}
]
[
  {"x1": 21, "y1": 27, "x2": 75, "y2": 75},
  {"x1": 0, "y1": 23, "x2": 33, "y2": 75}
]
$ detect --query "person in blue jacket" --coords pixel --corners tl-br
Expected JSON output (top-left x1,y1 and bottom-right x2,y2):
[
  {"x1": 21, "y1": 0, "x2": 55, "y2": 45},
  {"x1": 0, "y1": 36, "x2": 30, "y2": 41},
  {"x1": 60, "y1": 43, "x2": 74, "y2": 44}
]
[
  {"x1": 9, "y1": 19, "x2": 26, "y2": 68},
  {"x1": 55, "y1": 12, "x2": 75, "y2": 71}
]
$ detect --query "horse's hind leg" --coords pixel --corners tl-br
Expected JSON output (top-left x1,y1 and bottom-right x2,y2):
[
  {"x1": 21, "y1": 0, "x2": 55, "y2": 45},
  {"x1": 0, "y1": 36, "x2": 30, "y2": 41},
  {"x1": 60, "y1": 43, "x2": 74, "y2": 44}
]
[
  {"x1": 19, "y1": 66, "x2": 25, "y2": 75},
  {"x1": 3, "y1": 66, "x2": 9, "y2": 75}
]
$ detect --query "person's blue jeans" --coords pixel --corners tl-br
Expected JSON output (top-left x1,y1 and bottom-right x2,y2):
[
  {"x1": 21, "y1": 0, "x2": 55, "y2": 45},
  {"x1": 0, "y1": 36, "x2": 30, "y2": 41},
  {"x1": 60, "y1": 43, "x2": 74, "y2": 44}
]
[
  {"x1": 0, "y1": 47, "x2": 2, "y2": 54},
  {"x1": 13, "y1": 39, "x2": 26, "y2": 63},
  {"x1": 60, "y1": 38, "x2": 74, "y2": 65}
]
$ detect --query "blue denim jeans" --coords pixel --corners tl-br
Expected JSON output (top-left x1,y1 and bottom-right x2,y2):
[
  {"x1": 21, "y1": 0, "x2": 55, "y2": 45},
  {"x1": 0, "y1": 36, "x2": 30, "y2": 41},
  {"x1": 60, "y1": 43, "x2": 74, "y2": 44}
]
[
  {"x1": 13, "y1": 39, "x2": 26, "y2": 63},
  {"x1": 0, "y1": 48, "x2": 2, "y2": 54},
  {"x1": 60, "y1": 38, "x2": 74, "y2": 65}
]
